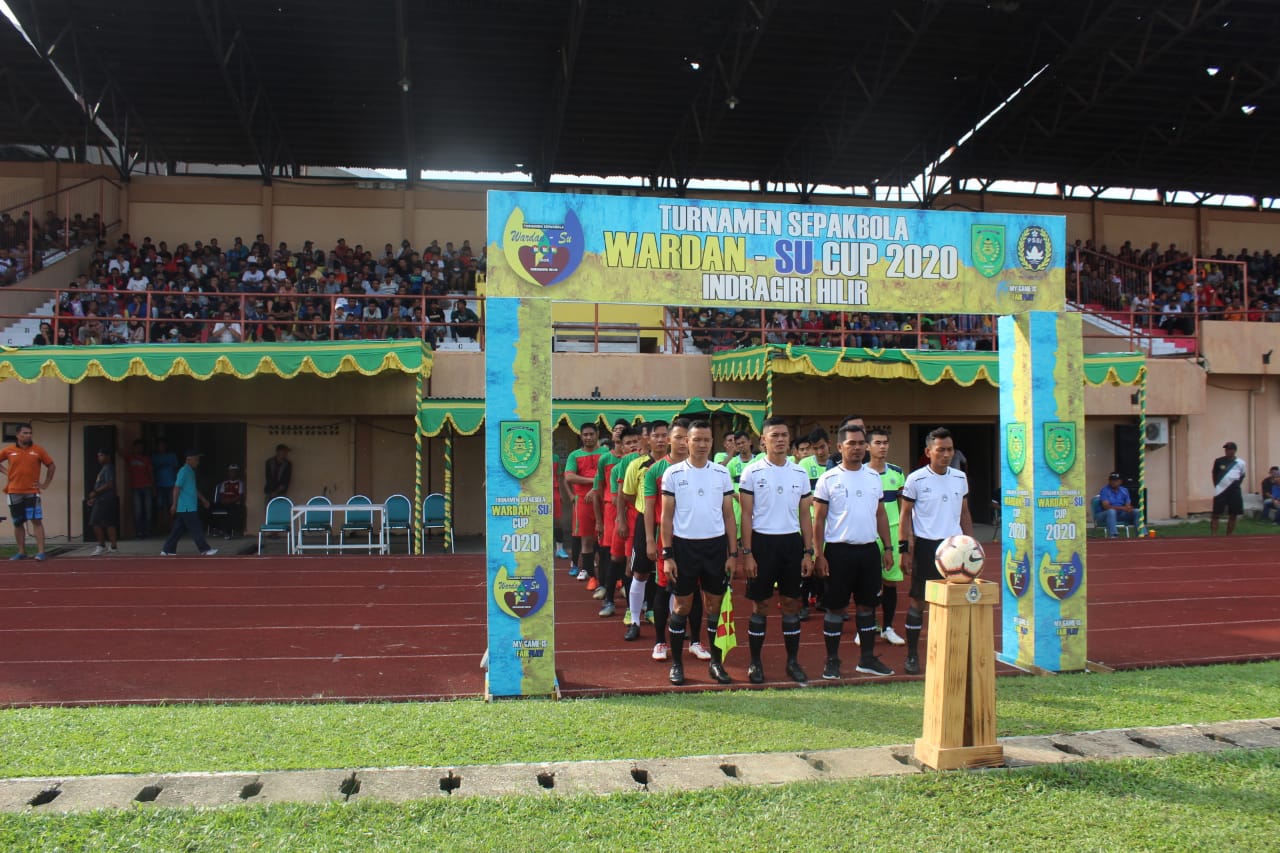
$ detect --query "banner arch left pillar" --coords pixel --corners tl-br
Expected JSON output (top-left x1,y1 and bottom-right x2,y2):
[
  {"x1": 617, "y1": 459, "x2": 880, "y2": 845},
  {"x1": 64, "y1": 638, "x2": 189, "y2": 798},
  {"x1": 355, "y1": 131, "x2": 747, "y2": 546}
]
[{"x1": 484, "y1": 297, "x2": 557, "y2": 698}]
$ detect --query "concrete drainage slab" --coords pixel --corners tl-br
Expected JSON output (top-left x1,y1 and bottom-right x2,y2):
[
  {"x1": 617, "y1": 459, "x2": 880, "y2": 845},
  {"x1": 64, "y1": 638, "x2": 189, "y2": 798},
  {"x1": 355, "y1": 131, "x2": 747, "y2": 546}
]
[{"x1": 2, "y1": 718, "x2": 1276, "y2": 813}]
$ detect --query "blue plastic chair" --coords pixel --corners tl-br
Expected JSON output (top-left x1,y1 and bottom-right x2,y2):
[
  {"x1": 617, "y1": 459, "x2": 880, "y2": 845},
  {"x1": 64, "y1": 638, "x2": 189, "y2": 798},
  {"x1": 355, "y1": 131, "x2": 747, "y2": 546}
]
[
  {"x1": 299, "y1": 496, "x2": 333, "y2": 551},
  {"x1": 422, "y1": 492, "x2": 453, "y2": 553},
  {"x1": 382, "y1": 494, "x2": 412, "y2": 553},
  {"x1": 340, "y1": 495, "x2": 375, "y2": 552},
  {"x1": 257, "y1": 496, "x2": 293, "y2": 554}
]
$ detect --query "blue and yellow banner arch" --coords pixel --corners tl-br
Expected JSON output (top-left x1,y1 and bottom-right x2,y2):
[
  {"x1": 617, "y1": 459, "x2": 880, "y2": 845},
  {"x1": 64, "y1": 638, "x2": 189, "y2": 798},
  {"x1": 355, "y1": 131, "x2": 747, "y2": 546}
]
[{"x1": 486, "y1": 189, "x2": 1083, "y2": 693}]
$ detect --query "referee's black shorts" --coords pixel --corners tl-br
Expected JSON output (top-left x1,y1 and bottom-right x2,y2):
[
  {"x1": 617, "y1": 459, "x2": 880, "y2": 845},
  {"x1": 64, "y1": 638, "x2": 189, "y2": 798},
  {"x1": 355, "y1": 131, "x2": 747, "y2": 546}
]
[
  {"x1": 670, "y1": 534, "x2": 730, "y2": 598},
  {"x1": 745, "y1": 531, "x2": 803, "y2": 601},
  {"x1": 821, "y1": 541, "x2": 882, "y2": 611},
  {"x1": 909, "y1": 537, "x2": 945, "y2": 601},
  {"x1": 631, "y1": 513, "x2": 655, "y2": 576}
]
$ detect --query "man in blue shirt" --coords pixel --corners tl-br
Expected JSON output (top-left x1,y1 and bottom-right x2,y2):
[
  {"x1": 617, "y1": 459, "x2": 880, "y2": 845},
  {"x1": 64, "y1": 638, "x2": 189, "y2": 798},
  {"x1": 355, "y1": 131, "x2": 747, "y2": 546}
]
[
  {"x1": 160, "y1": 449, "x2": 218, "y2": 556},
  {"x1": 1097, "y1": 472, "x2": 1138, "y2": 539}
]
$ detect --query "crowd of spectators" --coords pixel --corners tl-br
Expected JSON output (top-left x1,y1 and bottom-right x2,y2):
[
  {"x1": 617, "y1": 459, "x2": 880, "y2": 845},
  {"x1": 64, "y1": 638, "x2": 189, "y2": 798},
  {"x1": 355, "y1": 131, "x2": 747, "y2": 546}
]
[
  {"x1": 32, "y1": 232, "x2": 487, "y2": 346},
  {"x1": 672, "y1": 307, "x2": 995, "y2": 353},
  {"x1": 1, "y1": 209, "x2": 105, "y2": 285},
  {"x1": 23, "y1": 229, "x2": 1280, "y2": 351},
  {"x1": 1071, "y1": 241, "x2": 1280, "y2": 331}
]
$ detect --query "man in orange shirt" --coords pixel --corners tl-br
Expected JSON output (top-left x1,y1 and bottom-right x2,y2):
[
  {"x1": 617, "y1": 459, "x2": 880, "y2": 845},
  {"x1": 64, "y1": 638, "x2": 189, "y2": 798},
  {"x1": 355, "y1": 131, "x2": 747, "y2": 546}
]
[{"x1": 0, "y1": 423, "x2": 57, "y2": 561}]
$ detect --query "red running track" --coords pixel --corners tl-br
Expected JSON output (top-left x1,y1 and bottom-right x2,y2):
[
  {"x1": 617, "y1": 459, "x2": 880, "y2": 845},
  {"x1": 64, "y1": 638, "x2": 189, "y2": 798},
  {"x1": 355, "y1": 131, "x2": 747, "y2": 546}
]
[{"x1": 1, "y1": 536, "x2": 1277, "y2": 705}]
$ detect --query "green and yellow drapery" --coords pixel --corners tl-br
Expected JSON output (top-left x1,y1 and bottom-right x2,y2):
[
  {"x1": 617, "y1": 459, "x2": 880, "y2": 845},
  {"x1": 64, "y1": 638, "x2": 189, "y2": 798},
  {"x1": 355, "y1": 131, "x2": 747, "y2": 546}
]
[
  {"x1": 416, "y1": 397, "x2": 768, "y2": 438},
  {"x1": 710, "y1": 344, "x2": 1147, "y2": 390},
  {"x1": 552, "y1": 396, "x2": 767, "y2": 435},
  {"x1": 0, "y1": 341, "x2": 436, "y2": 550},
  {"x1": 0, "y1": 340, "x2": 429, "y2": 383}
]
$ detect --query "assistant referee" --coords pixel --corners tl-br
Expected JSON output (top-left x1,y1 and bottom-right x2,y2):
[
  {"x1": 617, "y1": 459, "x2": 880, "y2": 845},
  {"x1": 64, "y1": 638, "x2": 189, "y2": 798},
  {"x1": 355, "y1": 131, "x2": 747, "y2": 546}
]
[{"x1": 660, "y1": 419, "x2": 737, "y2": 686}]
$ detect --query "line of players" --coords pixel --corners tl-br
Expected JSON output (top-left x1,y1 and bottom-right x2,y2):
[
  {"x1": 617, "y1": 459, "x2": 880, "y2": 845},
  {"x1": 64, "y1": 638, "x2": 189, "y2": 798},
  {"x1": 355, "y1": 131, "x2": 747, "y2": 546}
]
[{"x1": 559, "y1": 415, "x2": 973, "y2": 686}]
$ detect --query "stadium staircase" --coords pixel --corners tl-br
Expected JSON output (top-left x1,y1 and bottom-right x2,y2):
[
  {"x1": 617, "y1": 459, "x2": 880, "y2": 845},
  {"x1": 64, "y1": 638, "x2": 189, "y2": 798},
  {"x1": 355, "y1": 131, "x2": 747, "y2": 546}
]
[{"x1": 1069, "y1": 301, "x2": 1198, "y2": 356}]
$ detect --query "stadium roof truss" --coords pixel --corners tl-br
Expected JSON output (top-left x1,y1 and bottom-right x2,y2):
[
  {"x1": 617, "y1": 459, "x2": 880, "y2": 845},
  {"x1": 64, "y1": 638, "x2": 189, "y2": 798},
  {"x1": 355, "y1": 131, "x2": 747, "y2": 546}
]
[{"x1": 3, "y1": 0, "x2": 1280, "y2": 200}]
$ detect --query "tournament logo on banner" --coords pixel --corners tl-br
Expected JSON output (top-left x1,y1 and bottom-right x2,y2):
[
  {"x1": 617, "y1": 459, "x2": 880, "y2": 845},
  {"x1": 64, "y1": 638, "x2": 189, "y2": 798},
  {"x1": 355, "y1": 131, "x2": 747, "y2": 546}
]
[
  {"x1": 493, "y1": 564, "x2": 550, "y2": 619},
  {"x1": 971, "y1": 225, "x2": 1005, "y2": 278},
  {"x1": 501, "y1": 207, "x2": 584, "y2": 287},
  {"x1": 1038, "y1": 552, "x2": 1084, "y2": 601},
  {"x1": 1017, "y1": 225, "x2": 1053, "y2": 272},
  {"x1": 501, "y1": 420, "x2": 540, "y2": 480},
  {"x1": 1043, "y1": 421, "x2": 1076, "y2": 474},
  {"x1": 1005, "y1": 422, "x2": 1027, "y2": 475},
  {"x1": 1005, "y1": 550, "x2": 1030, "y2": 597}
]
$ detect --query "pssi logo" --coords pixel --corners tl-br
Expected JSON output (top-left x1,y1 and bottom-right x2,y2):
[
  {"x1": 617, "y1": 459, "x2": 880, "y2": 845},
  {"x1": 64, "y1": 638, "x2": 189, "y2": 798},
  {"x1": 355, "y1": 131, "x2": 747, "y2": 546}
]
[{"x1": 502, "y1": 207, "x2": 584, "y2": 287}]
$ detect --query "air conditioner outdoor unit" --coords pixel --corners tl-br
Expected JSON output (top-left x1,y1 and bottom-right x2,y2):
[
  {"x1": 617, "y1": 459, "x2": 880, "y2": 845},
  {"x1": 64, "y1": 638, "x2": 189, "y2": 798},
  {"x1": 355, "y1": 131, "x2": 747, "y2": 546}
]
[{"x1": 1144, "y1": 416, "x2": 1170, "y2": 446}]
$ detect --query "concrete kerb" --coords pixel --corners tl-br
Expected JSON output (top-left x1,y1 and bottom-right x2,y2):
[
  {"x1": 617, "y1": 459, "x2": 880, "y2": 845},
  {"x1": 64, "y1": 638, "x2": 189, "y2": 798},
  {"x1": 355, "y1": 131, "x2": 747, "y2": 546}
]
[{"x1": 1, "y1": 718, "x2": 1277, "y2": 813}]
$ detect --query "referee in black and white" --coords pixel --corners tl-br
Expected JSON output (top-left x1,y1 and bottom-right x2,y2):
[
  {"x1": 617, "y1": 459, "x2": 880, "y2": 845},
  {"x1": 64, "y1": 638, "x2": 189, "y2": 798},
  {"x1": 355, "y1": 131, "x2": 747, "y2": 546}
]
[
  {"x1": 813, "y1": 423, "x2": 896, "y2": 679},
  {"x1": 900, "y1": 426, "x2": 973, "y2": 675},
  {"x1": 660, "y1": 419, "x2": 737, "y2": 686},
  {"x1": 739, "y1": 417, "x2": 815, "y2": 684}
]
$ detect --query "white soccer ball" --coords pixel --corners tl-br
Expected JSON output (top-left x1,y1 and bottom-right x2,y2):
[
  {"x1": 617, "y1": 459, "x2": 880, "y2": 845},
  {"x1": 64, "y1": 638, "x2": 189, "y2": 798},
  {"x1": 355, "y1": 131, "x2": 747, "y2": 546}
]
[{"x1": 934, "y1": 534, "x2": 985, "y2": 583}]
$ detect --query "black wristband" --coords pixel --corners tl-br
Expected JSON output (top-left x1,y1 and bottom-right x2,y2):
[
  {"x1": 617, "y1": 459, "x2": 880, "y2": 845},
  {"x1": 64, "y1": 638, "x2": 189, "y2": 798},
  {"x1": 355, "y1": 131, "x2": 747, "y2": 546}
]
[
  {"x1": 661, "y1": 547, "x2": 674, "y2": 559},
  {"x1": 898, "y1": 541, "x2": 910, "y2": 554}
]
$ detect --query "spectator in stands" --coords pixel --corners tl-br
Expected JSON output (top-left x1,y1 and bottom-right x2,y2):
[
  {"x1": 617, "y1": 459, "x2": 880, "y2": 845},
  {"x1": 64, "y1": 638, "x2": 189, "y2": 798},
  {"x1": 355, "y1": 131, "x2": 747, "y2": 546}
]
[
  {"x1": 211, "y1": 310, "x2": 243, "y2": 344},
  {"x1": 451, "y1": 298, "x2": 480, "y2": 341},
  {"x1": 77, "y1": 309, "x2": 104, "y2": 346},
  {"x1": 32, "y1": 322, "x2": 54, "y2": 346},
  {"x1": 106, "y1": 314, "x2": 129, "y2": 345},
  {"x1": 360, "y1": 299, "x2": 384, "y2": 339}
]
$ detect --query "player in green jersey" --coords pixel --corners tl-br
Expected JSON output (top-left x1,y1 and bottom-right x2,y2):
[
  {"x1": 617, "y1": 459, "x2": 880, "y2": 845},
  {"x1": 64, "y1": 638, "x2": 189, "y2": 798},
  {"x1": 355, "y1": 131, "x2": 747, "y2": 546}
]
[{"x1": 865, "y1": 428, "x2": 907, "y2": 646}]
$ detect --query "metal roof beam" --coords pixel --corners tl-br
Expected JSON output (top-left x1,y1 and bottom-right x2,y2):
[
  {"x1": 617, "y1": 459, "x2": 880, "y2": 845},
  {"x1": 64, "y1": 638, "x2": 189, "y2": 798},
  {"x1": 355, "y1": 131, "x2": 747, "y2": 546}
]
[
  {"x1": 1077, "y1": 53, "x2": 1280, "y2": 191},
  {"x1": 195, "y1": 0, "x2": 296, "y2": 183},
  {"x1": 395, "y1": 0, "x2": 416, "y2": 184},
  {"x1": 0, "y1": 63, "x2": 73, "y2": 158},
  {"x1": 7, "y1": 0, "x2": 172, "y2": 180},
  {"x1": 1014, "y1": 1, "x2": 1231, "y2": 164},
  {"x1": 769, "y1": 0, "x2": 944, "y2": 189},
  {"x1": 532, "y1": 0, "x2": 587, "y2": 189},
  {"x1": 658, "y1": 0, "x2": 781, "y2": 185}
]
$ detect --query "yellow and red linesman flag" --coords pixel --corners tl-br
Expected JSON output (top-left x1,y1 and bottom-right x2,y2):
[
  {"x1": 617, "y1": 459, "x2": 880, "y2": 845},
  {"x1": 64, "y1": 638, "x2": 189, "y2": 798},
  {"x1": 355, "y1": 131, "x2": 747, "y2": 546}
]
[{"x1": 715, "y1": 587, "x2": 737, "y2": 658}]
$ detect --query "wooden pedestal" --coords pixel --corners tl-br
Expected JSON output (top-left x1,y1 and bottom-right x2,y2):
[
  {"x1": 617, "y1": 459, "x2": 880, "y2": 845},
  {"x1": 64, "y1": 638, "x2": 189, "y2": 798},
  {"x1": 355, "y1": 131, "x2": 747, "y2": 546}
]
[{"x1": 913, "y1": 579, "x2": 1005, "y2": 770}]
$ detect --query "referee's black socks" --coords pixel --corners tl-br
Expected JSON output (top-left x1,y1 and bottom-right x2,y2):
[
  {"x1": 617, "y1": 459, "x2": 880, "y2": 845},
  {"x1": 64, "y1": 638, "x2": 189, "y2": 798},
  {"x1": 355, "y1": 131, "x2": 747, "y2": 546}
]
[
  {"x1": 905, "y1": 606, "x2": 924, "y2": 657},
  {"x1": 781, "y1": 613, "x2": 801, "y2": 662},
  {"x1": 823, "y1": 614, "x2": 843, "y2": 658},
  {"x1": 668, "y1": 612, "x2": 687, "y2": 665},
  {"x1": 855, "y1": 610, "x2": 878, "y2": 661},
  {"x1": 748, "y1": 613, "x2": 766, "y2": 664}
]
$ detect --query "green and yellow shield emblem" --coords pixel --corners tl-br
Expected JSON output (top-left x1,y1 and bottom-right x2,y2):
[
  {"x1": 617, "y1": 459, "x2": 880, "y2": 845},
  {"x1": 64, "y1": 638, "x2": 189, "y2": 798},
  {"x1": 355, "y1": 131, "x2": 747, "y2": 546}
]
[
  {"x1": 1005, "y1": 422, "x2": 1026, "y2": 475},
  {"x1": 1043, "y1": 422, "x2": 1076, "y2": 475},
  {"x1": 500, "y1": 420, "x2": 540, "y2": 479},
  {"x1": 971, "y1": 224, "x2": 1005, "y2": 279}
]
